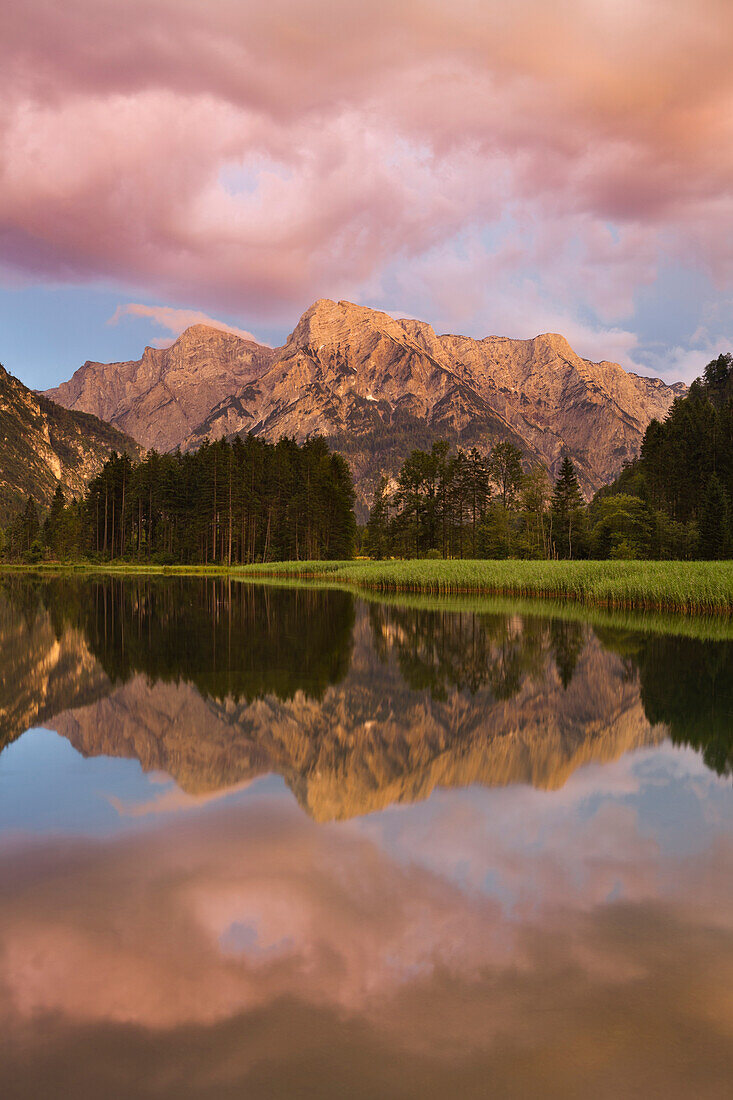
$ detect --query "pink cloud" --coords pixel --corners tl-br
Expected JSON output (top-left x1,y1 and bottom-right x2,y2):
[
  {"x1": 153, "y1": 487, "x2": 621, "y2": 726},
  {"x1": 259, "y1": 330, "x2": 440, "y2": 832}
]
[
  {"x1": 108, "y1": 303, "x2": 265, "y2": 346},
  {"x1": 1, "y1": 0, "x2": 732, "y2": 338}
]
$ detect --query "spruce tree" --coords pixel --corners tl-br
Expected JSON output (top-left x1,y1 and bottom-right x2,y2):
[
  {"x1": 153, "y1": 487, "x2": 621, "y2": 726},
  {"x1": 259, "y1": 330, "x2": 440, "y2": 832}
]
[
  {"x1": 699, "y1": 473, "x2": 731, "y2": 559},
  {"x1": 20, "y1": 496, "x2": 40, "y2": 553},
  {"x1": 551, "y1": 456, "x2": 586, "y2": 559},
  {"x1": 79, "y1": 434, "x2": 357, "y2": 564},
  {"x1": 467, "y1": 447, "x2": 490, "y2": 556},
  {"x1": 43, "y1": 485, "x2": 66, "y2": 558}
]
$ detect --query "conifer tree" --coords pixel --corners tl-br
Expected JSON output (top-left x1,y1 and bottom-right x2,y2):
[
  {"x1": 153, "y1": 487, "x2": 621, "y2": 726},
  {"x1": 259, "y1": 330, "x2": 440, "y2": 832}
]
[
  {"x1": 80, "y1": 434, "x2": 356, "y2": 564},
  {"x1": 520, "y1": 464, "x2": 551, "y2": 557},
  {"x1": 699, "y1": 473, "x2": 731, "y2": 559},
  {"x1": 20, "y1": 496, "x2": 40, "y2": 553},
  {"x1": 551, "y1": 456, "x2": 586, "y2": 559},
  {"x1": 467, "y1": 447, "x2": 490, "y2": 556},
  {"x1": 43, "y1": 485, "x2": 66, "y2": 558}
]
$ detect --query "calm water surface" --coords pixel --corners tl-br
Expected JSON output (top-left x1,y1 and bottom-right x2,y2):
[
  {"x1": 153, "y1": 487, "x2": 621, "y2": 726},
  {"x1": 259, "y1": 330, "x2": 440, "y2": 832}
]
[{"x1": 0, "y1": 576, "x2": 731, "y2": 1098}]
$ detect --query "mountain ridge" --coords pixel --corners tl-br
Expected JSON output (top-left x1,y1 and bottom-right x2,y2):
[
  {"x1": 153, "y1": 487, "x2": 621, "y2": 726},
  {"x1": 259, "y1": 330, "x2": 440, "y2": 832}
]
[
  {"x1": 44, "y1": 299, "x2": 686, "y2": 513},
  {"x1": 46, "y1": 323, "x2": 272, "y2": 454}
]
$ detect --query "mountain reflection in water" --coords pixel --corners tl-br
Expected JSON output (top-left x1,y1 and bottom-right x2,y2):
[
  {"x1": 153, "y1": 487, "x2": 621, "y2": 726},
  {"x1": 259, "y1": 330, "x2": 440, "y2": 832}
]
[
  {"x1": 1, "y1": 576, "x2": 732, "y2": 1099},
  {"x1": 0, "y1": 576, "x2": 730, "y2": 819}
]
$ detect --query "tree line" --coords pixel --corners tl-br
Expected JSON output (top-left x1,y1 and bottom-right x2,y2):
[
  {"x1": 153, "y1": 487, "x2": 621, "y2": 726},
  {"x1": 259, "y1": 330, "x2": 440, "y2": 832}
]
[
  {"x1": 366, "y1": 351, "x2": 733, "y2": 563},
  {"x1": 365, "y1": 440, "x2": 590, "y2": 559},
  {"x1": 2, "y1": 352, "x2": 730, "y2": 564},
  {"x1": 595, "y1": 353, "x2": 733, "y2": 559},
  {"x1": 1, "y1": 435, "x2": 356, "y2": 563}
]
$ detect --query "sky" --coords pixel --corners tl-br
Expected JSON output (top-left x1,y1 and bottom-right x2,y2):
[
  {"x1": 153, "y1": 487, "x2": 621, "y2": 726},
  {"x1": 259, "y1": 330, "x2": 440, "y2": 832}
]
[{"x1": 2, "y1": 0, "x2": 733, "y2": 389}]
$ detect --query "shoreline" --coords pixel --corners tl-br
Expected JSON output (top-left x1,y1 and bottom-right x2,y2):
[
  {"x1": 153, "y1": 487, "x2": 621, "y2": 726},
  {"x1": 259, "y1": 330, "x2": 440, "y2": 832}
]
[{"x1": 2, "y1": 559, "x2": 733, "y2": 616}]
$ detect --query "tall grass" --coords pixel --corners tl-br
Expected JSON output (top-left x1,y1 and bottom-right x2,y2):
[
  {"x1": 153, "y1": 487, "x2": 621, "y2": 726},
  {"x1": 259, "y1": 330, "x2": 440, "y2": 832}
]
[
  {"x1": 234, "y1": 559, "x2": 733, "y2": 615},
  {"x1": 3, "y1": 558, "x2": 732, "y2": 614}
]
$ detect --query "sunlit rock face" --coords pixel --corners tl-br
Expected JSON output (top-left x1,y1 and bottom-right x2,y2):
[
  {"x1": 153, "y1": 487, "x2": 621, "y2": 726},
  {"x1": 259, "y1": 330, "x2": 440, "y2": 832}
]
[
  {"x1": 45, "y1": 300, "x2": 685, "y2": 512},
  {"x1": 45, "y1": 324, "x2": 274, "y2": 455},
  {"x1": 0, "y1": 364, "x2": 142, "y2": 520},
  {"x1": 2, "y1": 578, "x2": 666, "y2": 821}
]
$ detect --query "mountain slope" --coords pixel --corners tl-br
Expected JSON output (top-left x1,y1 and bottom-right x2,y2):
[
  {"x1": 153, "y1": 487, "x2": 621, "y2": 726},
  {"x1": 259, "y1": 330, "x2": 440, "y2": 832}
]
[
  {"x1": 188, "y1": 299, "x2": 685, "y2": 507},
  {"x1": 45, "y1": 300, "x2": 685, "y2": 511},
  {"x1": 0, "y1": 362, "x2": 143, "y2": 521},
  {"x1": 45, "y1": 324, "x2": 274, "y2": 452}
]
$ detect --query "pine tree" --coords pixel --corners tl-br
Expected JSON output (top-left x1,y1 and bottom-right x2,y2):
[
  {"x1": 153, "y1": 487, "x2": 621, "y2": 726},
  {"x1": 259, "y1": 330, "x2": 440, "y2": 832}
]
[
  {"x1": 467, "y1": 447, "x2": 490, "y2": 557},
  {"x1": 551, "y1": 456, "x2": 586, "y2": 559},
  {"x1": 43, "y1": 485, "x2": 66, "y2": 558},
  {"x1": 76, "y1": 435, "x2": 357, "y2": 564},
  {"x1": 699, "y1": 473, "x2": 731, "y2": 559},
  {"x1": 520, "y1": 464, "x2": 551, "y2": 558},
  {"x1": 20, "y1": 496, "x2": 40, "y2": 553}
]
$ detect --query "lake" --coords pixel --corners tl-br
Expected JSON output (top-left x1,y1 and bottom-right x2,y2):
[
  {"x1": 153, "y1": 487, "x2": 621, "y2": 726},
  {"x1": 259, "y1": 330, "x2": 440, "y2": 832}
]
[{"x1": 0, "y1": 575, "x2": 731, "y2": 1098}]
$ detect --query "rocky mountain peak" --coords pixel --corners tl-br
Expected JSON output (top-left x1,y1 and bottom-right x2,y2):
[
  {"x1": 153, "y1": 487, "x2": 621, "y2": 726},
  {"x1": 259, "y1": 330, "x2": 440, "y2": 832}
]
[
  {"x1": 44, "y1": 299, "x2": 686, "y2": 513},
  {"x1": 532, "y1": 332, "x2": 578, "y2": 358},
  {"x1": 45, "y1": 323, "x2": 275, "y2": 452},
  {"x1": 289, "y1": 297, "x2": 405, "y2": 349},
  {"x1": 169, "y1": 323, "x2": 261, "y2": 350}
]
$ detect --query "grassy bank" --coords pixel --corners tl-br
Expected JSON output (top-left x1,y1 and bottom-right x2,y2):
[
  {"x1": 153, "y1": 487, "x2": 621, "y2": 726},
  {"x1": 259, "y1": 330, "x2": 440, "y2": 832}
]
[
  {"x1": 234, "y1": 559, "x2": 733, "y2": 614},
  {"x1": 2, "y1": 559, "x2": 732, "y2": 614}
]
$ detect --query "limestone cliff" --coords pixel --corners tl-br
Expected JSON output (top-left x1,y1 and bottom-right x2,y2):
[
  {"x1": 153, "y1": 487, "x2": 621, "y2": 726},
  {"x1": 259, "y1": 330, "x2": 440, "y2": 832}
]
[
  {"x1": 45, "y1": 324, "x2": 274, "y2": 453},
  {"x1": 0, "y1": 362, "x2": 142, "y2": 521},
  {"x1": 45, "y1": 301, "x2": 684, "y2": 511}
]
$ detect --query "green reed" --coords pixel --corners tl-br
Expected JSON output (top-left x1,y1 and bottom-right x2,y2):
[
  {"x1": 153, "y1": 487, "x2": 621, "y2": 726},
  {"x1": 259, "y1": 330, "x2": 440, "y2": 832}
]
[
  {"x1": 3, "y1": 559, "x2": 732, "y2": 614},
  {"x1": 233, "y1": 559, "x2": 733, "y2": 614}
]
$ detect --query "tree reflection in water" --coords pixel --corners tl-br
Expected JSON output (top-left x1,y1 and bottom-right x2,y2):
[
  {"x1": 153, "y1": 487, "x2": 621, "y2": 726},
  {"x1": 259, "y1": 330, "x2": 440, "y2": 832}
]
[{"x1": 0, "y1": 576, "x2": 730, "y2": 791}]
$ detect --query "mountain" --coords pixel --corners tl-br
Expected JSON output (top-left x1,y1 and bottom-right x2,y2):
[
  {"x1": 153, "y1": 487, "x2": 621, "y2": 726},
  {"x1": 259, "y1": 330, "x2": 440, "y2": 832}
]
[
  {"x1": 45, "y1": 300, "x2": 685, "y2": 512},
  {"x1": 45, "y1": 324, "x2": 274, "y2": 453},
  {"x1": 0, "y1": 362, "x2": 142, "y2": 521}
]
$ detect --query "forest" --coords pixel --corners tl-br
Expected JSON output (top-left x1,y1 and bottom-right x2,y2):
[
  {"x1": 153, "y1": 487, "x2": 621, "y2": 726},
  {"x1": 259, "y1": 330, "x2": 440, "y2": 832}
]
[
  {"x1": 365, "y1": 354, "x2": 733, "y2": 561},
  {"x1": 596, "y1": 352, "x2": 733, "y2": 559},
  {"x1": 2, "y1": 354, "x2": 731, "y2": 564},
  {"x1": 1, "y1": 435, "x2": 356, "y2": 563}
]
